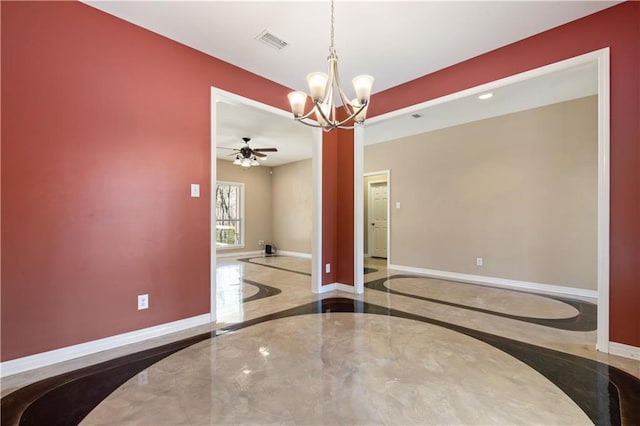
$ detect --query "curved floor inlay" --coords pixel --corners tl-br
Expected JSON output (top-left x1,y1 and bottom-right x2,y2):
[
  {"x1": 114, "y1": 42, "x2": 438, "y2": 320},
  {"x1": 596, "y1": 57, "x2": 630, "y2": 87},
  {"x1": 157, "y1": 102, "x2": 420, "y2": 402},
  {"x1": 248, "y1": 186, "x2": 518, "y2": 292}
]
[
  {"x1": 3, "y1": 298, "x2": 638, "y2": 425},
  {"x1": 386, "y1": 276, "x2": 578, "y2": 319},
  {"x1": 366, "y1": 275, "x2": 596, "y2": 331},
  {"x1": 242, "y1": 279, "x2": 282, "y2": 303},
  {"x1": 83, "y1": 315, "x2": 590, "y2": 425}
]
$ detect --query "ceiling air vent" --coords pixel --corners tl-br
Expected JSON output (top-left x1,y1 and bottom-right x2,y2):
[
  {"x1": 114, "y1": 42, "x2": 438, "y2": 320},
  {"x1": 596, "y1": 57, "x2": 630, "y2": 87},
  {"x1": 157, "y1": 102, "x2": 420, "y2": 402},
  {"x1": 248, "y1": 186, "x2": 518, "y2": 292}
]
[{"x1": 255, "y1": 30, "x2": 288, "y2": 51}]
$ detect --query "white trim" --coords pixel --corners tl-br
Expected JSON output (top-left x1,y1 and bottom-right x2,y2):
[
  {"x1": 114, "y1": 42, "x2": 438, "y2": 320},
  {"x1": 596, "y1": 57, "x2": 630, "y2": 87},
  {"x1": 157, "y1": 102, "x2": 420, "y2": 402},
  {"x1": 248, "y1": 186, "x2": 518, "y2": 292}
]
[
  {"x1": 312, "y1": 126, "x2": 323, "y2": 293},
  {"x1": 215, "y1": 250, "x2": 263, "y2": 259},
  {"x1": 210, "y1": 87, "x2": 218, "y2": 323},
  {"x1": 356, "y1": 48, "x2": 610, "y2": 352},
  {"x1": 314, "y1": 282, "x2": 357, "y2": 294},
  {"x1": 390, "y1": 264, "x2": 598, "y2": 300},
  {"x1": 278, "y1": 250, "x2": 312, "y2": 259},
  {"x1": 354, "y1": 126, "x2": 365, "y2": 294},
  {"x1": 335, "y1": 283, "x2": 357, "y2": 293},
  {"x1": 596, "y1": 48, "x2": 610, "y2": 353},
  {"x1": 609, "y1": 342, "x2": 640, "y2": 361},
  {"x1": 0, "y1": 314, "x2": 211, "y2": 378}
]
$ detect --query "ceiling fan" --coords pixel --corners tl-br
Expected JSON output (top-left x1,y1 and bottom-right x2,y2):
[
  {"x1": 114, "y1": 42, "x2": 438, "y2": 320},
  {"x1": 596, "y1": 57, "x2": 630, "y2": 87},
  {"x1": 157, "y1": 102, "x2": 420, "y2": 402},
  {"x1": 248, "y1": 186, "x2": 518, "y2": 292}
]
[{"x1": 218, "y1": 137, "x2": 278, "y2": 167}]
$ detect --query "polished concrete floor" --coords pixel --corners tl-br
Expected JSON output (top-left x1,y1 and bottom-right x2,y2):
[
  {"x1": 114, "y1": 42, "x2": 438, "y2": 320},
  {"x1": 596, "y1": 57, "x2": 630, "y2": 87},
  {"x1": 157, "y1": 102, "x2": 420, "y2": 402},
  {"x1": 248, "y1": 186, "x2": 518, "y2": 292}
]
[{"x1": 2, "y1": 256, "x2": 639, "y2": 425}]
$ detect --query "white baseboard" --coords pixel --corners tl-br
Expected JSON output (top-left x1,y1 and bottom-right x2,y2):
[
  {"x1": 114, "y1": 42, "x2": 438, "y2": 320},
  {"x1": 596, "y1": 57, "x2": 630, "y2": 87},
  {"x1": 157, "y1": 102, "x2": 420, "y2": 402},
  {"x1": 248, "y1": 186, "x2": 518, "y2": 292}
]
[
  {"x1": 609, "y1": 341, "x2": 640, "y2": 360},
  {"x1": 389, "y1": 264, "x2": 598, "y2": 300},
  {"x1": 0, "y1": 314, "x2": 211, "y2": 378},
  {"x1": 315, "y1": 282, "x2": 356, "y2": 294},
  {"x1": 277, "y1": 250, "x2": 312, "y2": 259},
  {"x1": 216, "y1": 250, "x2": 262, "y2": 259}
]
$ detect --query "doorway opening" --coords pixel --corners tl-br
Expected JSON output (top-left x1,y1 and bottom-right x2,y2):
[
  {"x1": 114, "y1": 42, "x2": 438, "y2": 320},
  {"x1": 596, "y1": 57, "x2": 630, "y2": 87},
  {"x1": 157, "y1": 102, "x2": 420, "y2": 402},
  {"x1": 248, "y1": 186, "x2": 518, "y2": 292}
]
[
  {"x1": 354, "y1": 48, "x2": 610, "y2": 351},
  {"x1": 210, "y1": 87, "x2": 323, "y2": 322},
  {"x1": 364, "y1": 171, "x2": 390, "y2": 264}
]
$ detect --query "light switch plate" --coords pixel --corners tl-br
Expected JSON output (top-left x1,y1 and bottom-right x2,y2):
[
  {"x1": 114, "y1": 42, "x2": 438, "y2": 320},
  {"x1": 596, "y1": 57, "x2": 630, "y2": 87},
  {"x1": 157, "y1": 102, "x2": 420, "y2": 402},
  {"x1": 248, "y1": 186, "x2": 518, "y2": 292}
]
[{"x1": 190, "y1": 184, "x2": 200, "y2": 197}]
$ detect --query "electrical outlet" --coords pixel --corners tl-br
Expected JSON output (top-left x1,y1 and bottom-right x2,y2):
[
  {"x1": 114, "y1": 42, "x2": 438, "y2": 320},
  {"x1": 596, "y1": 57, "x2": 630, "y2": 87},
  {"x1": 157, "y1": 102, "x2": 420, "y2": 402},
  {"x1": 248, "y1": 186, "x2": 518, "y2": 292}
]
[
  {"x1": 476, "y1": 257, "x2": 483, "y2": 267},
  {"x1": 325, "y1": 263, "x2": 331, "y2": 273},
  {"x1": 138, "y1": 294, "x2": 149, "y2": 310}
]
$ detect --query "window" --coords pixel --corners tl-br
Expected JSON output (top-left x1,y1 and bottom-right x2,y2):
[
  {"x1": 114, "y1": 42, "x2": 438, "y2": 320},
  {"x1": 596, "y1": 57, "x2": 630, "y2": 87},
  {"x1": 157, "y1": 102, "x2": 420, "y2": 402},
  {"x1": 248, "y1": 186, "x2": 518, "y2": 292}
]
[{"x1": 216, "y1": 181, "x2": 244, "y2": 248}]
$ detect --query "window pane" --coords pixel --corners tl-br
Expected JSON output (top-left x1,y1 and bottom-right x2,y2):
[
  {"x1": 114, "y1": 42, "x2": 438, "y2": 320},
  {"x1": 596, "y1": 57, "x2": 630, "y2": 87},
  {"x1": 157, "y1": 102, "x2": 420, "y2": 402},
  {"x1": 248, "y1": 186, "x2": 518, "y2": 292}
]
[{"x1": 216, "y1": 183, "x2": 243, "y2": 247}]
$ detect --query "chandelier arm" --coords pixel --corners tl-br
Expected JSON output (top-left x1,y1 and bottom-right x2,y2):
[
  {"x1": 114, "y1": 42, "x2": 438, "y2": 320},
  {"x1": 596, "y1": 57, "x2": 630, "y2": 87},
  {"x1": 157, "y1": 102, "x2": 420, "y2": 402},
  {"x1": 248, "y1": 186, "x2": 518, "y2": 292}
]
[
  {"x1": 314, "y1": 99, "x2": 334, "y2": 127},
  {"x1": 298, "y1": 108, "x2": 319, "y2": 121},
  {"x1": 334, "y1": 102, "x2": 367, "y2": 127},
  {"x1": 293, "y1": 117, "x2": 326, "y2": 129}
]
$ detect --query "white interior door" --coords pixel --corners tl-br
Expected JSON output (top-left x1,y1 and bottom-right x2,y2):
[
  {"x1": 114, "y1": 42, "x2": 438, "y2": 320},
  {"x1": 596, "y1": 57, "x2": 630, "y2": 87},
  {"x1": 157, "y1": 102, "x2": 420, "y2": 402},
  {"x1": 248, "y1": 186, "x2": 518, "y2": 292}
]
[{"x1": 370, "y1": 181, "x2": 388, "y2": 258}]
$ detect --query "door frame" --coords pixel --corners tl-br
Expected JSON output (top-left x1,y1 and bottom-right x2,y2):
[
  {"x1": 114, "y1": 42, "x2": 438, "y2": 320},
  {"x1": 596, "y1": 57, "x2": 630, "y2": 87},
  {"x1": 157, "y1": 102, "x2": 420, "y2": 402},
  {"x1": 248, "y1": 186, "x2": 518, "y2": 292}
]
[
  {"x1": 354, "y1": 48, "x2": 610, "y2": 352},
  {"x1": 210, "y1": 87, "x2": 324, "y2": 321},
  {"x1": 365, "y1": 172, "x2": 390, "y2": 263}
]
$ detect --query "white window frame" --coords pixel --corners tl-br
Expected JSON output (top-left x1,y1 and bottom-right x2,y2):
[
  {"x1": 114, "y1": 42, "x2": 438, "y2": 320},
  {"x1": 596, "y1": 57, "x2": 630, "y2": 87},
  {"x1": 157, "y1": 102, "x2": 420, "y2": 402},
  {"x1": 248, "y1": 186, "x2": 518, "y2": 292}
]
[{"x1": 215, "y1": 181, "x2": 245, "y2": 250}]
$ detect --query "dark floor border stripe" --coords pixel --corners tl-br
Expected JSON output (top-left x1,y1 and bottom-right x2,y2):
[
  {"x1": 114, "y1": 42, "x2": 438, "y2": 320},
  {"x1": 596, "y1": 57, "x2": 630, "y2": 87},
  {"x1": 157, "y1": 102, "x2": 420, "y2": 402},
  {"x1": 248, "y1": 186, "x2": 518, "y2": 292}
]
[
  {"x1": 366, "y1": 274, "x2": 597, "y2": 331},
  {"x1": 238, "y1": 256, "x2": 378, "y2": 276},
  {"x1": 242, "y1": 279, "x2": 281, "y2": 302},
  {"x1": 3, "y1": 298, "x2": 637, "y2": 425},
  {"x1": 238, "y1": 256, "x2": 311, "y2": 276}
]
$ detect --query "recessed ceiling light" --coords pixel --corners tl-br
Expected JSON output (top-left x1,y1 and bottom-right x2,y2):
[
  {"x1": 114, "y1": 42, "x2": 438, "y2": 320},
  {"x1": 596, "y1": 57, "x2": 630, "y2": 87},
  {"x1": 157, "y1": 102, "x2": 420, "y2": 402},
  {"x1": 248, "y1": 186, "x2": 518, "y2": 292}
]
[{"x1": 478, "y1": 92, "x2": 493, "y2": 100}]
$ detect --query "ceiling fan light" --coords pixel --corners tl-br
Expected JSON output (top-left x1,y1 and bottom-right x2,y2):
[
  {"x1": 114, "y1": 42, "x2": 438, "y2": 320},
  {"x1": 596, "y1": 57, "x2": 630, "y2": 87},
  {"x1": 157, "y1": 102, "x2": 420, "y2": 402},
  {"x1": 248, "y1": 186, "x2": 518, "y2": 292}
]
[
  {"x1": 233, "y1": 156, "x2": 242, "y2": 165},
  {"x1": 241, "y1": 158, "x2": 251, "y2": 167},
  {"x1": 307, "y1": 72, "x2": 328, "y2": 101},
  {"x1": 250, "y1": 158, "x2": 260, "y2": 166},
  {"x1": 288, "y1": 91, "x2": 308, "y2": 117},
  {"x1": 353, "y1": 75, "x2": 374, "y2": 103}
]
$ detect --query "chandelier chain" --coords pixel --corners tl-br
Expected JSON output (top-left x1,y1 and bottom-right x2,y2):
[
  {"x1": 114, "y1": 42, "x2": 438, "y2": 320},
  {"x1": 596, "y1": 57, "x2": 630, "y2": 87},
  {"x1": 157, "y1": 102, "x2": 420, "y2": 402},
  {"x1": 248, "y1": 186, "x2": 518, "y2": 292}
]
[{"x1": 330, "y1": 0, "x2": 335, "y2": 49}]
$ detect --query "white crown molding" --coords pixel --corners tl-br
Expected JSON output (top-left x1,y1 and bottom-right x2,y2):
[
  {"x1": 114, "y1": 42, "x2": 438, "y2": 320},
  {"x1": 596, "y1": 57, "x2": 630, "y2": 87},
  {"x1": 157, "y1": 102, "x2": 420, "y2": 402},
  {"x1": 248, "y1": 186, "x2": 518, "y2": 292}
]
[
  {"x1": 389, "y1": 264, "x2": 598, "y2": 300},
  {"x1": 0, "y1": 314, "x2": 211, "y2": 378}
]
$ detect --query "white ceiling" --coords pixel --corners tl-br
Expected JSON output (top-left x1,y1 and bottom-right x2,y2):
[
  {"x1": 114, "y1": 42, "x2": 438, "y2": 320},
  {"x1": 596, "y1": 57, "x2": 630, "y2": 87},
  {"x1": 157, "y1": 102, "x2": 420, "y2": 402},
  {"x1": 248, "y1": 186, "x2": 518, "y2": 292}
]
[{"x1": 82, "y1": 0, "x2": 614, "y2": 166}]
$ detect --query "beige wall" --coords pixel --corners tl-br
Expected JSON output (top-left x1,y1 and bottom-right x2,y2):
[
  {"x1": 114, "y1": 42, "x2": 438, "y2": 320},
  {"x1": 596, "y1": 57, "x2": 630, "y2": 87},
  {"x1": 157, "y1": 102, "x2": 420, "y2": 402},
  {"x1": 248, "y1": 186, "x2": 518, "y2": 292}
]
[
  {"x1": 363, "y1": 173, "x2": 387, "y2": 255},
  {"x1": 364, "y1": 96, "x2": 597, "y2": 290},
  {"x1": 216, "y1": 160, "x2": 273, "y2": 254},
  {"x1": 272, "y1": 159, "x2": 313, "y2": 254}
]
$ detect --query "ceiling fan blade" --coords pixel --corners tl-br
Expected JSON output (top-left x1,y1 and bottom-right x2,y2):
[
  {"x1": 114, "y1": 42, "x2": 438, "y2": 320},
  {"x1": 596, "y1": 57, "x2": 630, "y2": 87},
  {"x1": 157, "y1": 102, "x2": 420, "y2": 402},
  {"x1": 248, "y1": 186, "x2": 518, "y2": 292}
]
[
  {"x1": 253, "y1": 152, "x2": 267, "y2": 158},
  {"x1": 253, "y1": 148, "x2": 278, "y2": 152},
  {"x1": 227, "y1": 152, "x2": 239, "y2": 157},
  {"x1": 217, "y1": 147, "x2": 239, "y2": 150}
]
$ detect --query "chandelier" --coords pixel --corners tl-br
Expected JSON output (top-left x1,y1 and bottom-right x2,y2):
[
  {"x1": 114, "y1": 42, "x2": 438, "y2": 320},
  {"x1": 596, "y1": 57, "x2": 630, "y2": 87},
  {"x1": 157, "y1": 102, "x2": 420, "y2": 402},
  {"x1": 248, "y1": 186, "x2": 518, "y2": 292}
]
[{"x1": 287, "y1": 0, "x2": 374, "y2": 131}]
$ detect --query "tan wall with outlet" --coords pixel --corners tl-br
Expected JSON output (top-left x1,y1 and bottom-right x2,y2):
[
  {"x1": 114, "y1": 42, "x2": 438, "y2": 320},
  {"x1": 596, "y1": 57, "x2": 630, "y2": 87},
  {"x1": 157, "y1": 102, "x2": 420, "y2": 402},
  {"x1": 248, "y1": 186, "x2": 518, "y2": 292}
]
[
  {"x1": 363, "y1": 173, "x2": 388, "y2": 255},
  {"x1": 364, "y1": 96, "x2": 597, "y2": 290},
  {"x1": 216, "y1": 160, "x2": 273, "y2": 254},
  {"x1": 272, "y1": 159, "x2": 313, "y2": 254}
]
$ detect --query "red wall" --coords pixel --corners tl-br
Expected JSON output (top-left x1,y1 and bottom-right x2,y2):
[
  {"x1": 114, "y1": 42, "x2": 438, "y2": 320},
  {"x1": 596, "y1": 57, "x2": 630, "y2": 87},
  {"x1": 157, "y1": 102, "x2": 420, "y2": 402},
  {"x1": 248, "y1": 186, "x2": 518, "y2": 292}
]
[
  {"x1": 2, "y1": 1, "x2": 638, "y2": 362},
  {"x1": 336, "y1": 129, "x2": 354, "y2": 286},
  {"x1": 322, "y1": 132, "x2": 338, "y2": 285},
  {"x1": 1, "y1": 1, "x2": 293, "y2": 361},
  {"x1": 358, "y1": 2, "x2": 638, "y2": 346}
]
